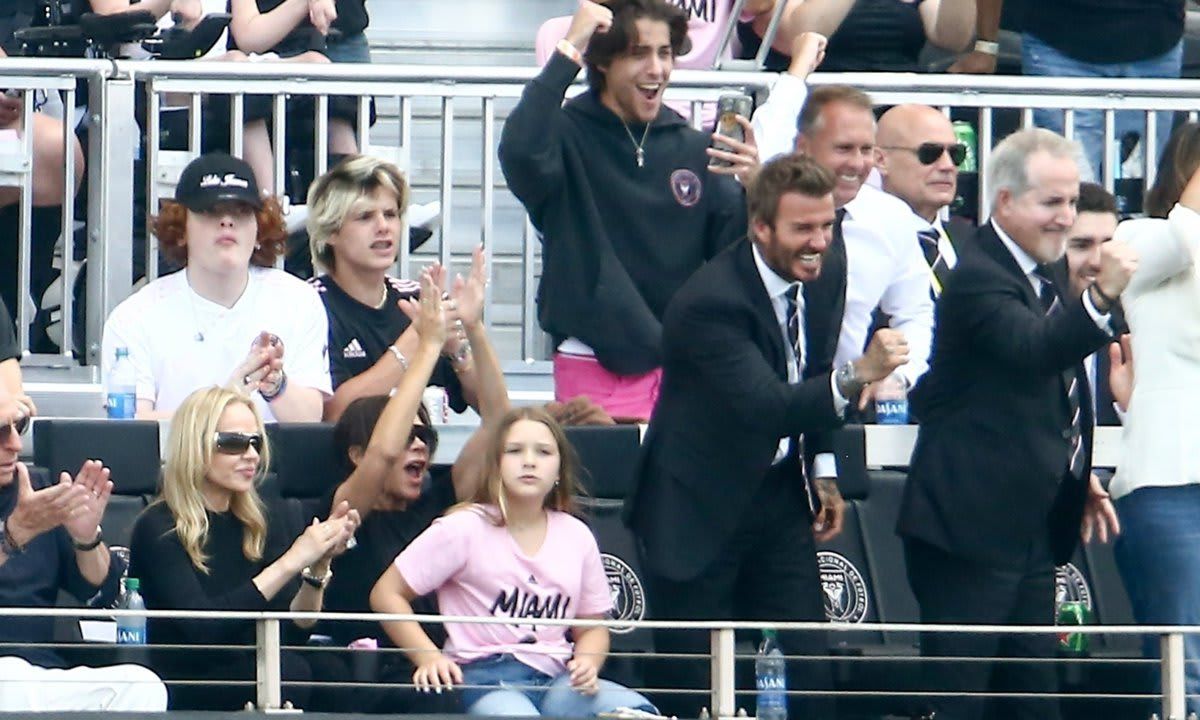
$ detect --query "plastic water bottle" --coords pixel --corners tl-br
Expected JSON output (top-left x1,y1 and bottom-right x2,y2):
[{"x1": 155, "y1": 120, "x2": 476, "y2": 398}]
[
  {"x1": 116, "y1": 577, "x2": 147, "y2": 645},
  {"x1": 106, "y1": 347, "x2": 137, "y2": 419},
  {"x1": 755, "y1": 629, "x2": 787, "y2": 720},
  {"x1": 874, "y1": 372, "x2": 909, "y2": 425}
]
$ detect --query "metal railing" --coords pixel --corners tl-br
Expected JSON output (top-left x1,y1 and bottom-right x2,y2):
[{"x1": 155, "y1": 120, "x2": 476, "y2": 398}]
[
  {"x1": 1, "y1": 606, "x2": 1195, "y2": 718},
  {"x1": 4, "y1": 59, "x2": 1200, "y2": 367}
]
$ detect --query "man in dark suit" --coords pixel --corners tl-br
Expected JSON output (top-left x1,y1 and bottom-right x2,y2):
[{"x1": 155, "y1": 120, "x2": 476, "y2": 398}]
[
  {"x1": 898, "y1": 129, "x2": 1139, "y2": 720},
  {"x1": 628, "y1": 154, "x2": 908, "y2": 718}
]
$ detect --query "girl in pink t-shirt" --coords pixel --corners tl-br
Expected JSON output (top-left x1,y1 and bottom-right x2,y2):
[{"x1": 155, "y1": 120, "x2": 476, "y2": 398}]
[{"x1": 370, "y1": 407, "x2": 656, "y2": 716}]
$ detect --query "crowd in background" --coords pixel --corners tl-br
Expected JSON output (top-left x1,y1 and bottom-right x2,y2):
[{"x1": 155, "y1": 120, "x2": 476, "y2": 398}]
[{"x1": 1, "y1": 0, "x2": 1198, "y2": 717}]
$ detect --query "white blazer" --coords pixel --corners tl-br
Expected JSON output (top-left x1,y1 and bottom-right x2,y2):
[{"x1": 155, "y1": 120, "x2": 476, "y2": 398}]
[{"x1": 1111, "y1": 204, "x2": 1200, "y2": 500}]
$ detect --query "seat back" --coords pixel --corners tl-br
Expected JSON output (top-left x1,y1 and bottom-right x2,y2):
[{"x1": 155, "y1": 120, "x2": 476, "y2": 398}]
[
  {"x1": 855, "y1": 471, "x2": 920, "y2": 645},
  {"x1": 576, "y1": 497, "x2": 653, "y2": 655},
  {"x1": 565, "y1": 426, "x2": 641, "y2": 500},
  {"x1": 33, "y1": 419, "x2": 161, "y2": 496},
  {"x1": 815, "y1": 501, "x2": 882, "y2": 647},
  {"x1": 265, "y1": 423, "x2": 342, "y2": 501}
]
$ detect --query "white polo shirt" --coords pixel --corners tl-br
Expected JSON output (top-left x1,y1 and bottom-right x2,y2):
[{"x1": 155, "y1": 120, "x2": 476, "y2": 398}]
[{"x1": 101, "y1": 266, "x2": 332, "y2": 421}]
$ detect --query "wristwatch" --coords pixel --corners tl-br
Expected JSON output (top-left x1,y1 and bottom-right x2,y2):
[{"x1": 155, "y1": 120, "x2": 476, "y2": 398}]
[
  {"x1": 835, "y1": 361, "x2": 866, "y2": 399},
  {"x1": 72, "y1": 526, "x2": 104, "y2": 552},
  {"x1": 0, "y1": 518, "x2": 25, "y2": 555},
  {"x1": 301, "y1": 565, "x2": 332, "y2": 590}
]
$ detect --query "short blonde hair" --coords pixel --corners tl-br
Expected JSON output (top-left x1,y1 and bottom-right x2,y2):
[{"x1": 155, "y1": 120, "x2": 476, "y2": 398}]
[
  {"x1": 306, "y1": 155, "x2": 409, "y2": 273},
  {"x1": 158, "y1": 386, "x2": 271, "y2": 573}
]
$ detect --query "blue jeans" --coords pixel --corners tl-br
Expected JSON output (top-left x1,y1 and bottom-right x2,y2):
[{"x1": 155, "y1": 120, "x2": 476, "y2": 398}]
[
  {"x1": 459, "y1": 654, "x2": 657, "y2": 717},
  {"x1": 1113, "y1": 485, "x2": 1200, "y2": 716},
  {"x1": 1022, "y1": 33, "x2": 1182, "y2": 180}
]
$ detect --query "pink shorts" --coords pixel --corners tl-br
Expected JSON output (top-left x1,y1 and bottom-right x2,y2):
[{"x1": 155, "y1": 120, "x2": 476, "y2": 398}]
[{"x1": 553, "y1": 352, "x2": 662, "y2": 423}]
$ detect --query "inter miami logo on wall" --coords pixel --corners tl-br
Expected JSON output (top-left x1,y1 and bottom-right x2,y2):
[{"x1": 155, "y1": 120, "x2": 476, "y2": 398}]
[
  {"x1": 602, "y1": 553, "x2": 646, "y2": 634},
  {"x1": 817, "y1": 551, "x2": 869, "y2": 624},
  {"x1": 1055, "y1": 562, "x2": 1094, "y2": 612}
]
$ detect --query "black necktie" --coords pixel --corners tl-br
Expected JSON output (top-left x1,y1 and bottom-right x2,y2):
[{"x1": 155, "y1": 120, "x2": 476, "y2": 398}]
[
  {"x1": 1034, "y1": 269, "x2": 1085, "y2": 482},
  {"x1": 785, "y1": 283, "x2": 801, "y2": 362},
  {"x1": 918, "y1": 227, "x2": 950, "y2": 297},
  {"x1": 783, "y1": 284, "x2": 820, "y2": 517}
]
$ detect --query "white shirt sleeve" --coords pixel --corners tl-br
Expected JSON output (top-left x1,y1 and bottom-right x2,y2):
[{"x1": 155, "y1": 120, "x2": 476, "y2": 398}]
[
  {"x1": 877, "y1": 216, "x2": 935, "y2": 387},
  {"x1": 101, "y1": 300, "x2": 159, "y2": 404},
  {"x1": 282, "y1": 282, "x2": 333, "y2": 397},
  {"x1": 751, "y1": 73, "x2": 809, "y2": 164},
  {"x1": 812, "y1": 374, "x2": 849, "y2": 478}
]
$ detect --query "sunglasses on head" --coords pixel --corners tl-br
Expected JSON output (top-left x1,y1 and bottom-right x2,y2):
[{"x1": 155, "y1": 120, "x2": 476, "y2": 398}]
[
  {"x1": 409, "y1": 423, "x2": 437, "y2": 450},
  {"x1": 0, "y1": 414, "x2": 29, "y2": 441},
  {"x1": 883, "y1": 142, "x2": 968, "y2": 166},
  {"x1": 213, "y1": 431, "x2": 264, "y2": 455}
]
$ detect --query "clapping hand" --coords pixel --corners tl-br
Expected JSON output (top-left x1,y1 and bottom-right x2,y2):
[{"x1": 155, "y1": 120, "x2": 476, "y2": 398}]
[
  {"x1": 447, "y1": 245, "x2": 488, "y2": 329},
  {"x1": 398, "y1": 270, "x2": 448, "y2": 348},
  {"x1": 6, "y1": 460, "x2": 111, "y2": 549}
]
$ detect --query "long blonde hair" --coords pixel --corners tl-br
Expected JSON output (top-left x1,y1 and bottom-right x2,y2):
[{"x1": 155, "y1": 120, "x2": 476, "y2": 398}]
[
  {"x1": 158, "y1": 386, "x2": 271, "y2": 573},
  {"x1": 455, "y1": 406, "x2": 583, "y2": 525}
]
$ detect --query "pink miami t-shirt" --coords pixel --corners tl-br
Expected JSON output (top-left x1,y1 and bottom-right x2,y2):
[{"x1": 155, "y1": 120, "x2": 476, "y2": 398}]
[{"x1": 395, "y1": 506, "x2": 613, "y2": 678}]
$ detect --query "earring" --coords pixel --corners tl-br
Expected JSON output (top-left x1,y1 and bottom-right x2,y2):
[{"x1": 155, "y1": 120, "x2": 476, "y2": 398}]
[
  {"x1": 554, "y1": 479, "x2": 560, "y2": 487},
  {"x1": 255, "y1": 242, "x2": 262, "y2": 250}
]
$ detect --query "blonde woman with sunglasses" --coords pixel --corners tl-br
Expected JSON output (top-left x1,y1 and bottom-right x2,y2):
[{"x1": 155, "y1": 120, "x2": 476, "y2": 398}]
[{"x1": 129, "y1": 386, "x2": 359, "y2": 710}]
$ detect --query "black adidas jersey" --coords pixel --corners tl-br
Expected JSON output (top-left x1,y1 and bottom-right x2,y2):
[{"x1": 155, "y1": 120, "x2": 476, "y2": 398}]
[{"x1": 310, "y1": 275, "x2": 468, "y2": 412}]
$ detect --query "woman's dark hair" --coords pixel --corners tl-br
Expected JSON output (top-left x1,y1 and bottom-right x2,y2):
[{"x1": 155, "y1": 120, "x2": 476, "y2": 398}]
[
  {"x1": 583, "y1": 0, "x2": 690, "y2": 95},
  {"x1": 1145, "y1": 122, "x2": 1200, "y2": 219},
  {"x1": 333, "y1": 395, "x2": 436, "y2": 474}
]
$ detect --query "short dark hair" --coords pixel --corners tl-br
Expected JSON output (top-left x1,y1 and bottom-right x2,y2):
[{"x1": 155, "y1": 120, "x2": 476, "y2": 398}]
[
  {"x1": 333, "y1": 395, "x2": 436, "y2": 475},
  {"x1": 797, "y1": 85, "x2": 874, "y2": 137},
  {"x1": 1145, "y1": 122, "x2": 1200, "y2": 219},
  {"x1": 747, "y1": 154, "x2": 836, "y2": 230},
  {"x1": 583, "y1": 0, "x2": 690, "y2": 95},
  {"x1": 1076, "y1": 182, "x2": 1117, "y2": 217}
]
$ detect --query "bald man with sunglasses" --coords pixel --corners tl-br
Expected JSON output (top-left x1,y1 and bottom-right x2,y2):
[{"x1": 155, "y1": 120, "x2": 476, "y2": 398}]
[{"x1": 876, "y1": 104, "x2": 977, "y2": 298}]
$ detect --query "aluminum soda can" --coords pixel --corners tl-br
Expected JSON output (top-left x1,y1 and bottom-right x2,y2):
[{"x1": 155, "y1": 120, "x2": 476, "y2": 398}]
[
  {"x1": 1056, "y1": 600, "x2": 1092, "y2": 655},
  {"x1": 953, "y1": 120, "x2": 978, "y2": 173}
]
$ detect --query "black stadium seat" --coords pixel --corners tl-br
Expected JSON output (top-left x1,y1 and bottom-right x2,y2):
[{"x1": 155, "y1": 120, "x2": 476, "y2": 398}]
[
  {"x1": 33, "y1": 419, "x2": 161, "y2": 496},
  {"x1": 265, "y1": 423, "x2": 342, "y2": 500},
  {"x1": 564, "y1": 426, "x2": 641, "y2": 500},
  {"x1": 577, "y1": 495, "x2": 653, "y2": 691}
]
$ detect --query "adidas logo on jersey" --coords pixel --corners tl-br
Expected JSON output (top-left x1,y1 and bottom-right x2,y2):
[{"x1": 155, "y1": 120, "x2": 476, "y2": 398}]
[{"x1": 342, "y1": 338, "x2": 367, "y2": 359}]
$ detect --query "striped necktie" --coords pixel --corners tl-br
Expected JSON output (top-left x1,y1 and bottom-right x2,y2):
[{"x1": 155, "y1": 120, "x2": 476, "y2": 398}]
[
  {"x1": 1034, "y1": 268, "x2": 1086, "y2": 482},
  {"x1": 784, "y1": 284, "x2": 820, "y2": 516},
  {"x1": 918, "y1": 228, "x2": 950, "y2": 297}
]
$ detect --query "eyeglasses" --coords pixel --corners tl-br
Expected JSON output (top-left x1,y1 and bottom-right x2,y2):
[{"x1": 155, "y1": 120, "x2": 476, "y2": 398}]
[
  {"x1": 409, "y1": 423, "x2": 437, "y2": 451},
  {"x1": 881, "y1": 142, "x2": 967, "y2": 166},
  {"x1": 213, "y1": 431, "x2": 264, "y2": 455},
  {"x1": 0, "y1": 414, "x2": 29, "y2": 442}
]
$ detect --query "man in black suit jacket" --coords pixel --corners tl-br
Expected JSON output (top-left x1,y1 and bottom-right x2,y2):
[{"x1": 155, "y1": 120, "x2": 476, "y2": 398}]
[
  {"x1": 898, "y1": 129, "x2": 1138, "y2": 720},
  {"x1": 628, "y1": 154, "x2": 908, "y2": 718}
]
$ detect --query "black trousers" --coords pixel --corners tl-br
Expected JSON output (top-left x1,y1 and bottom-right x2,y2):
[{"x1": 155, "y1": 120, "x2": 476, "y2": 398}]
[
  {"x1": 904, "y1": 537, "x2": 1061, "y2": 720},
  {"x1": 640, "y1": 465, "x2": 832, "y2": 719}
]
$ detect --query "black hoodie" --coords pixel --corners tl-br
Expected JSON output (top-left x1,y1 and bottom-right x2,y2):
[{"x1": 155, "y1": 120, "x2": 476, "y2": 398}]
[{"x1": 499, "y1": 52, "x2": 746, "y2": 376}]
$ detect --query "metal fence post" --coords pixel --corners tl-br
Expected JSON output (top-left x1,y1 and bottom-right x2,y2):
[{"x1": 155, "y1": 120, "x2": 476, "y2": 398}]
[
  {"x1": 85, "y1": 71, "x2": 136, "y2": 366},
  {"x1": 256, "y1": 618, "x2": 282, "y2": 710},
  {"x1": 1162, "y1": 632, "x2": 1186, "y2": 720},
  {"x1": 710, "y1": 628, "x2": 736, "y2": 720}
]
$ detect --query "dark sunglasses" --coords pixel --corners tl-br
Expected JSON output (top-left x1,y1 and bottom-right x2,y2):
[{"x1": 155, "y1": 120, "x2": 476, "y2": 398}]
[
  {"x1": 409, "y1": 423, "x2": 437, "y2": 451},
  {"x1": 0, "y1": 414, "x2": 29, "y2": 441},
  {"x1": 213, "y1": 431, "x2": 264, "y2": 455},
  {"x1": 883, "y1": 142, "x2": 967, "y2": 166}
]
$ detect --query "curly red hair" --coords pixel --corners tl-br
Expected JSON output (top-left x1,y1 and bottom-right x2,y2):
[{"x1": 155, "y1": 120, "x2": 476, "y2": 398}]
[{"x1": 152, "y1": 197, "x2": 289, "y2": 267}]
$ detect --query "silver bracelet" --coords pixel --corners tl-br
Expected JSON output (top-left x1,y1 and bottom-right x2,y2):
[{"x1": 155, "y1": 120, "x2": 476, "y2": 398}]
[{"x1": 387, "y1": 345, "x2": 409, "y2": 371}]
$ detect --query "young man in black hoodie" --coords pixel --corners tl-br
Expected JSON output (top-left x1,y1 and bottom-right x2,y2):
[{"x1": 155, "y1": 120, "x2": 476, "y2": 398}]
[{"x1": 499, "y1": 0, "x2": 750, "y2": 422}]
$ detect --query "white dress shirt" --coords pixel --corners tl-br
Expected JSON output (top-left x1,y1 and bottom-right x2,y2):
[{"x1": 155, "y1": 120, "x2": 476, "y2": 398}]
[
  {"x1": 834, "y1": 185, "x2": 936, "y2": 388},
  {"x1": 752, "y1": 244, "x2": 847, "y2": 478}
]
